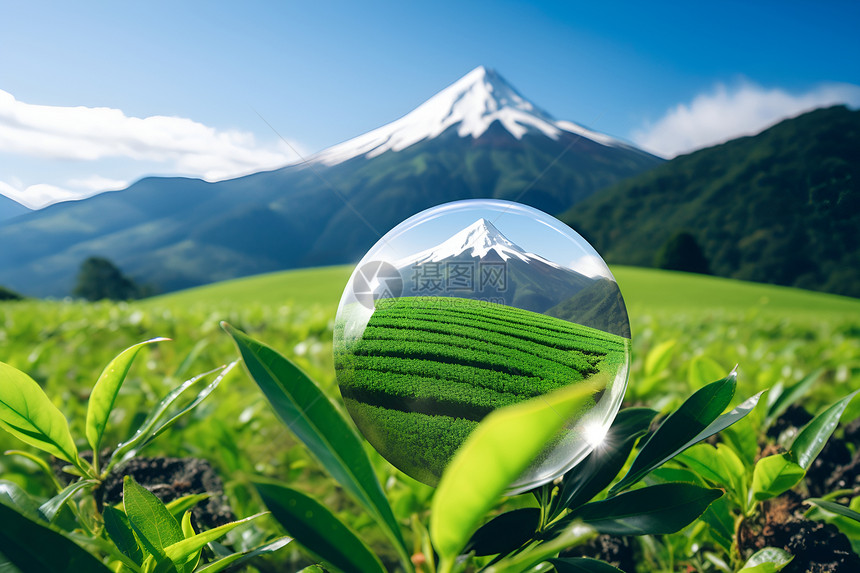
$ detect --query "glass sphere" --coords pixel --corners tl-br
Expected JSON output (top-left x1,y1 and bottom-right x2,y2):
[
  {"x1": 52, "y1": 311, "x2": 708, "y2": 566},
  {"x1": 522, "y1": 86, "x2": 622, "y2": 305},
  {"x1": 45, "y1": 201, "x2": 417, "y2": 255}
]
[{"x1": 334, "y1": 199, "x2": 630, "y2": 493}]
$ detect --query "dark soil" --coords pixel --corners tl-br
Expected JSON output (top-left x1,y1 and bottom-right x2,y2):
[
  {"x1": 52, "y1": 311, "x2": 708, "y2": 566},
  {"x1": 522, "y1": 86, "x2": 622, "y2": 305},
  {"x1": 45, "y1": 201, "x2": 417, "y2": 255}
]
[
  {"x1": 738, "y1": 492, "x2": 860, "y2": 573},
  {"x1": 102, "y1": 457, "x2": 235, "y2": 529},
  {"x1": 561, "y1": 534, "x2": 637, "y2": 573}
]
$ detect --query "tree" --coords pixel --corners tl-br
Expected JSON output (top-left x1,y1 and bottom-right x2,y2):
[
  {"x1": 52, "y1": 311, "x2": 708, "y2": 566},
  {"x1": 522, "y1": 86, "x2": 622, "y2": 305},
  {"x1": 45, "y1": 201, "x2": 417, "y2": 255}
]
[
  {"x1": 73, "y1": 257, "x2": 142, "y2": 301},
  {"x1": 655, "y1": 231, "x2": 711, "y2": 275},
  {"x1": 0, "y1": 285, "x2": 23, "y2": 301}
]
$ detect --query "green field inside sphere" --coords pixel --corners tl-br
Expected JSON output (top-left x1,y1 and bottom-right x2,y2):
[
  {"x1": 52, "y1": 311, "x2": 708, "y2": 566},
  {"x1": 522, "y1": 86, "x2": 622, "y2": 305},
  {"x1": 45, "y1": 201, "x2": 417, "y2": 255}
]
[{"x1": 334, "y1": 295, "x2": 629, "y2": 486}]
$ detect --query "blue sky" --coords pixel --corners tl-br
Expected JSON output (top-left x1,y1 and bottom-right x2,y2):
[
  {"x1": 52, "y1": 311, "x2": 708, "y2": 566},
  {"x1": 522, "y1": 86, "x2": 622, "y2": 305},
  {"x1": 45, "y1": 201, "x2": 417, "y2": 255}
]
[{"x1": 2, "y1": 0, "x2": 859, "y2": 208}]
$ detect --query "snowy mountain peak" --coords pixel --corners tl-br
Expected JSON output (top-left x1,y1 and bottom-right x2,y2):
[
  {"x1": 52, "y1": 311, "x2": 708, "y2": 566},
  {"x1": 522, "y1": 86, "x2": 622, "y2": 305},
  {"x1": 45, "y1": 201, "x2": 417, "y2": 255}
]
[
  {"x1": 397, "y1": 217, "x2": 563, "y2": 269},
  {"x1": 313, "y1": 66, "x2": 626, "y2": 166}
]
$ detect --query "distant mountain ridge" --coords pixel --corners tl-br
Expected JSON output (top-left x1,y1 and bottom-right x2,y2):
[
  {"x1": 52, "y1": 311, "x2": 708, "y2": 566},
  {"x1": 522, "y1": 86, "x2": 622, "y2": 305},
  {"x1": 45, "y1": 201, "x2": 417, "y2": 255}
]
[
  {"x1": 562, "y1": 105, "x2": 860, "y2": 298},
  {"x1": 0, "y1": 66, "x2": 661, "y2": 297}
]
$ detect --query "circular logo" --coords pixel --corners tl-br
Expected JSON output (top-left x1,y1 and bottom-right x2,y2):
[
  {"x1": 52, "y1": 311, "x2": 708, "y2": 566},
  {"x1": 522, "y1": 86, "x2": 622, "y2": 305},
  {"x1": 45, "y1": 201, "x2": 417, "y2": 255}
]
[{"x1": 352, "y1": 261, "x2": 403, "y2": 309}]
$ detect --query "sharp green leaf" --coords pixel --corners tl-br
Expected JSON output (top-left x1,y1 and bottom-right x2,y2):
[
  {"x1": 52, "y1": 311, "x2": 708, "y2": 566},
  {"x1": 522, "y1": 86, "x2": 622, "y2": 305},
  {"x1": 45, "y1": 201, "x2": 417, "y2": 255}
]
[
  {"x1": 0, "y1": 361, "x2": 79, "y2": 466},
  {"x1": 194, "y1": 537, "x2": 292, "y2": 573},
  {"x1": 163, "y1": 513, "x2": 266, "y2": 566},
  {"x1": 0, "y1": 480, "x2": 41, "y2": 519},
  {"x1": 222, "y1": 323, "x2": 407, "y2": 563},
  {"x1": 560, "y1": 483, "x2": 722, "y2": 536},
  {"x1": 610, "y1": 371, "x2": 738, "y2": 494},
  {"x1": 431, "y1": 381, "x2": 597, "y2": 560},
  {"x1": 790, "y1": 390, "x2": 858, "y2": 470},
  {"x1": 254, "y1": 481, "x2": 385, "y2": 573},
  {"x1": 465, "y1": 508, "x2": 540, "y2": 556},
  {"x1": 547, "y1": 557, "x2": 625, "y2": 572},
  {"x1": 38, "y1": 479, "x2": 98, "y2": 522},
  {"x1": 85, "y1": 338, "x2": 168, "y2": 457},
  {"x1": 806, "y1": 498, "x2": 860, "y2": 523},
  {"x1": 765, "y1": 369, "x2": 823, "y2": 427},
  {"x1": 123, "y1": 475, "x2": 184, "y2": 559},
  {"x1": 103, "y1": 505, "x2": 143, "y2": 565},
  {"x1": 738, "y1": 547, "x2": 794, "y2": 573},
  {"x1": 484, "y1": 525, "x2": 595, "y2": 573},
  {"x1": 165, "y1": 493, "x2": 210, "y2": 522},
  {"x1": 554, "y1": 408, "x2": 656, "y2": 517},
  {"x1": 751, "y1": 454, "x2": 805, "y2": 502},
  {"x1": 0, "y1": 500, "x2": 113, "y2": 573}
]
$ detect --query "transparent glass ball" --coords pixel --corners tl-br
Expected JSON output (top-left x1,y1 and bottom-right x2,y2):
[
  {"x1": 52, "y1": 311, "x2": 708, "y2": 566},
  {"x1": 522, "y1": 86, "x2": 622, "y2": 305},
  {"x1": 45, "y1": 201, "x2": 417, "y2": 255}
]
[{"x1": 334, "y1": 199, "x2": 630, "y2": 493}]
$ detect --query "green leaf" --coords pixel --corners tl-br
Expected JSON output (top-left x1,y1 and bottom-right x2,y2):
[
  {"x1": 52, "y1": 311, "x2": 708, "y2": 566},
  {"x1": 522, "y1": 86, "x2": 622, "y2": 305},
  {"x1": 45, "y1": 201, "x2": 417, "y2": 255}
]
[
  {"x1": 0, "y1": 500, "x2": 113, "y2": 572},
  {"x1": 676, "y1": 443, "x2": 746, "y2": 503},
  {"x1": 194, "y1": 537, "x2": 292, "y2": 573},
  {"x1": 547, "y1": 557, "x2": 625, "y2": 572},
  {"x1": 178, "y1": 511, "x2": 199, "y2": 573},
  {"x1": 4, "y1": 449, "x2": 63, "y2": 490},
  {"x1": 688, "y1": 356, "x2": 726, "y2": 390},
  {"x1": 103, "y1": 505, "x2": 143, "y2": 565},
  {"x1": 123, "y1": 475, "x2": 184, "y2": 559},
  {"x1": 0, "y1": 361, "x2": 80, "y2": 466},
  {"x1": 644, "y1": 340, "x2": 676, "y2": 377},
  {"x1": 553, "y1": 408, "x2": 656, "y2": 516},
  {"x1": 806, "y1": 498, "x2": 860, "y2": 523},
  {"x1": 0, "y1": 480, "x2": 41, "y2": 519},
  {"x1": 700, "y1": 496, "x2": 735, "y2": 552},
  {"x1": 790, "y1": 391, "x2": 858, "y2": 470},
  {"x1": 110, "y1": 363, "x2": 235, "y2": 468},
  {"x1": 162, "y1": 513, "x2": 266, "y2": 566},
  {"x1": 610, "y1": 371, "x2": 738, "y2": 494},
  {"x1": 765, "y1": 369, "x2": 823, "y2": 427},
  {"x1": 38, "y1": 479, "x2": 98, "y2": 522},
  {"x1": 465, "y1": 508, "x2": 540, "y2": 556},
  {"x1": 254, "y1": 481, "x2": 385, "y2": 573},
  {"x1": 485, "y1": 525, "x2": 595, "y2": 573},
  {"x1": 431, "y1": 381, "x2": 598, "y2": 561},
  {"x1": 557, "y1": 483, "x2": 722, "y2": 536},
  {"x1": 751, "y1": 454, "x2": 805, "y2": 502},
  {"x1": 85, "y1": 338, "x2": 168, "y2": 457},
  {"x1": 222, "y1": 323, "x2": 407, "y2": 562},
  {"x1": 738, "y1": 547, "x2": 794, "y2": 572},
  {"x1": 165, "y1": 493, "x2": 209, "y2": 522}
]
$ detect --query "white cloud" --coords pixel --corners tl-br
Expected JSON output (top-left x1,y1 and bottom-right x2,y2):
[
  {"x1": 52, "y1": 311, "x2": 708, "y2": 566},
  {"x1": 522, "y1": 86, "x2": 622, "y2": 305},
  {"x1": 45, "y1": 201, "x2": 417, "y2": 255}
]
[
  {"x1": 631, "y1": 82, "x2": 860, "y2": 158},
  {"x1": 0, "y1": 180, "x2": 92, "y2": 209},
  {"x1": 0, "y1": 89, "x2": 307, "y2": 207},
  {"x1": 66, "y1": 175, "x2": 129, "y2": 192}
]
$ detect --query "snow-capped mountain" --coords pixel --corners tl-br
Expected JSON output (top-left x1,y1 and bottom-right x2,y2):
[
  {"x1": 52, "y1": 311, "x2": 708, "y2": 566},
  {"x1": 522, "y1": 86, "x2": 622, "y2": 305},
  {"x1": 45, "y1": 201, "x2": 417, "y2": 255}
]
[
  {"x1": 397, "y1": 217, "x2": 563, "y2": 269},
  {"x1": 313, "y1": 66, "x2": 630, "y2": 166}
]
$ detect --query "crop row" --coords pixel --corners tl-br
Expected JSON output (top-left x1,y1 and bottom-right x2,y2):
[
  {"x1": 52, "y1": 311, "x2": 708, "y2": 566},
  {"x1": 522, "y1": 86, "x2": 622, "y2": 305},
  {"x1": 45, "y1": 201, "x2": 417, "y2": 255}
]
[
  {"x1": 376, "y1": 296, "x2": 627, "y2": 343},
  {"x1": 349, "y1": 338, "x2": 592, "y2": 383},
  {"x1": 361, "y1": 324, "x2": 602, "y2": 373}
]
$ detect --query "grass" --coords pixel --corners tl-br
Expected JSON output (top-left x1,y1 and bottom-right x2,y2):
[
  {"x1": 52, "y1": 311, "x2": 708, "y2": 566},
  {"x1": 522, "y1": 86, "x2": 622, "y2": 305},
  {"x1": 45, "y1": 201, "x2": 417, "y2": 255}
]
[{"x1": 335, "y1": 296, "x2": 628, "y2": 484}]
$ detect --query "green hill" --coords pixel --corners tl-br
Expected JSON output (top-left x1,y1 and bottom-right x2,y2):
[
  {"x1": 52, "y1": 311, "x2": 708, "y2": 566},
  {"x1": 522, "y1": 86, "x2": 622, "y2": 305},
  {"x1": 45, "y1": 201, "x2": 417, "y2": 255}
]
[{"x1": 561, "y1": 106, "x2": 860, "y2": 298}]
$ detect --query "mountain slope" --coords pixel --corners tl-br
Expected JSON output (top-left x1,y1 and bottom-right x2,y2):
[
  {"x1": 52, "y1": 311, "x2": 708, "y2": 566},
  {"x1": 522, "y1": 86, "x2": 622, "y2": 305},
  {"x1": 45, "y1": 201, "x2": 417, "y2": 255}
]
[
  {"x1": 0, "y1": 195, "x2": 28, "y2": 221},
  {"x1": 561, "y1": 105, "x2": 860, "y2": 298},
  {"x1": 0, "y1": 66, "x2": 661, "y2": 297}
]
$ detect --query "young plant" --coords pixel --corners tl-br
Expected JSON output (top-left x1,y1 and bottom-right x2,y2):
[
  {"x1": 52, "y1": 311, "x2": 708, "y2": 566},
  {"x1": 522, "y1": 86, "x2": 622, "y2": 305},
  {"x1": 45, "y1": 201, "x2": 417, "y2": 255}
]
[
  {"x1": 0, "y1": 339, "x2": 290, "y2": 572},
  {"x1": 223, "y1": 324, "x2": 765, "y2": 573}
]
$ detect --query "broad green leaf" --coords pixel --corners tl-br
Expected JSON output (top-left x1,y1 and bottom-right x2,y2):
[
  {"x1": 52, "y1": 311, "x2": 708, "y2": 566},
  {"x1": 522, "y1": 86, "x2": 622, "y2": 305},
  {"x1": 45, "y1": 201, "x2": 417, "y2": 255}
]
[
  {"x1": 738, "y1": 547, "x2": 794, "y2": 573},
  {"x1": 0, "y1": 361, "x2": 79, "y2": 466},
  {"x1": 38, "y1": 479, "x2": 98, "y2": 522},
  {"x1": 790, "y1": 390, "x2": 858, "y2": 470},
  {"x1": 547, "y1": 557, "x2": 624, "y2": 572},
  {"x1": 0, "y1": 480, "x2": 41, "y2": 519},
  {"x1": 222, "y1": 323, "x2": 407, "y2": 562},
  {"x1": 644, "y1": 340, "x2": 676, "y2": 376},
  {"x1": 0, "y1": 500, "x2": 113, "y2": 572},
  {"x1": 806, "y1": 498, "x2": 860, "y2": 523},
  {"x1": 165, "y1": 493, "x2": 209, "y2": 522},
  {"x1": 676, "y1": 443, "x2": 746, "y2": 503},
  {"x1": 110, "y1": 363, "x2": 235, "y2": 468},
  {"x1": 254, "y1": 481, "x2": 385, "y2": 573},
  {"x1": 86, "y1": 338, "x2": 168, "y2": 457},
  {"x1": 103, "y1": 505, "x2": 143, "y2": 565},
  {"x1": 610, "y1": 371, "x2": 737, "y2": 494},
  {"x1": 194, "y1": 537, "x2": 292, "y2": 573},
  {"x1": 465, "y1": 508, "x2": 540, "y2": 556},
  {"x1": 553, "y1": 408, "x2": 656, "y2": 517},
  {"x1": 557, "y1": 483, "x2": 722, "y2": 536},
  {"x1": 700, "y1": 496, "x2": 734, "y2": 552},
  {"x1": 688, "y1": 356, "x2": 726, "y2": 389},
  {"x1": 765, "y1": 369, "x2": 823, "y2": 427},
  {"x1": 163, "y1": 513, "x2": 266, "y2": 566},
  {"x1": 751, "y1": 454, "x2": 805, "y2": 502},
  {"x1": 431, "y1": 381, "x2": 597, "y2": 560},
  {"x1": 123, "y1": 475, "x2": 184, "y2": 558}
]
